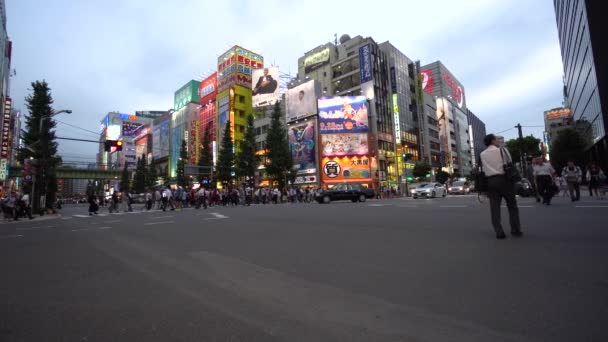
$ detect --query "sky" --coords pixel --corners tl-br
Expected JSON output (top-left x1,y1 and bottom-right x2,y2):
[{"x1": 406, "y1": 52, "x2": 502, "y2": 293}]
[{"x1": 6, "y1": 0, "x2": 564, "y2": 163}]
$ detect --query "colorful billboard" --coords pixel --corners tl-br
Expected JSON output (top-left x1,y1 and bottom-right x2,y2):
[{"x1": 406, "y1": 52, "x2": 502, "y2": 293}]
[
  {"x1": 122, "y1": 121, "x2": 143, "y2": 137},
  {"x1": 199, "y1": 73, "x2": 217, "y2": 105},
  {"x1": 152, "y1": 125, "x2": 160, "y2": 160},
  {"x1": 159, "y1": 120, "x2": 170, "y2": 158},
  {"x1": 286, "y1": 80, "x2": 317, "y2": 122},
  {"x1": 359, "y1": 44, "x2": 373, "y2": 83},
  {"x1": 321, "y1": 156, "x2": 371, "y2": 182},
  {"x1": 288, "y1": 120, "x2": 316, "y2": 174},
  {"x1": 321, "y1": 133, "x2": 368, "y2": 157},
  {"x1": 1, "y1": 98, "x2": 12, "y2": 161},
  {"x1": 189, "y1": 120, "x2": 200, "y2": 164},
  {"x1": 252, "y1": 67, "x2": 279, "y2": 107},
  {"x1": 217, "y1": 46, "x2": 263, "y2": 92},
  {"x1": 304, "y1": 47, "x2": 330, "y2": 73},
  {"x1": 318, "y1": 96, "x2": 369, "y2": 133},
  {"x1": 174, "y1": 80, "x2": 201, "y2": 111},
  {"x1": 170, "y1": 126, "x2": 183, "y2": 178},
  {"x1": 217, "y1": 91, "x2": 230, "y2": 144}
]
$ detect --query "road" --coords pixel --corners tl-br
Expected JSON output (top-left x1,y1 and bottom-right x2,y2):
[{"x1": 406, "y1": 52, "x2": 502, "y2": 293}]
[{"x1": 1, "y1": 195, "x2": 607, "y2": 342}]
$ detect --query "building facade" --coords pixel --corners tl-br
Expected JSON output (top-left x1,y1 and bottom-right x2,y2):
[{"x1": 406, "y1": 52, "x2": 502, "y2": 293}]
[
  {"x1": 466, "y1": 109, "x2": 486, "y2": 166},
  {"x1": 554, "y1": 0, "x2": 608, "y2": 168},
  {"x1": 0, "y1": 0, "x2": 11, "y2": 187},
  {"x1": 199, "y1": 73, "x2": 217, "y2": 165}
]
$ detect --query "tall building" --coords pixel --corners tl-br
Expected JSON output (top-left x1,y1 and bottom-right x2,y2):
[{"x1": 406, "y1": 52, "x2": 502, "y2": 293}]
[
  {"x1": 199, "y1": 73, "x2": 217, "y2": 165},
  {"x1": 216, "y1": 45, "x2": 263, "y2": 154},
  {"x1": 554, "y1": 0, "x2": 608, "y2": 167},
  {"x1": 0, "y1": 0, "x2": 11, "y2": 187},
  {"x1": 420, "y1": 61, "x2": 473, "y2": 176},
  {"x1": 544, "y1": 107, "x2": 572, "y2": 149},
  {"x1": 466, "y1": 109, "x2": 486, "y2": 166},
  {"x1": 171, "y1": 80, "x2": 200, "y2": 178}
]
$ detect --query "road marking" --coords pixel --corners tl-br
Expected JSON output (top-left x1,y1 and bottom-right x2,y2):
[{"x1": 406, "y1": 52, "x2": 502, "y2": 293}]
[
  {"x1": 72, "y1": 228, "x2": 93, "y2": 232},
  {"x1": 210, "y1": 212, "x2": 228, "y2": 219},
  {"x1": 104, "y1": 220, "x2": 122, "y2": 223},
  {"x1": 98, "y1": 226, "x2": 112, "y2": 230},
  {"x1": 148, "y1": 215, "x2": 173, "y2": 220},
  {"x1": 368, "y1": 204, "x2": 386, "y2": 207},
  {"x1": 440, "y1": 205, "x2": 467, "y2": 208},
  {"x1": 575, "y1": 205, "x2": 608, "y2": 208},
  {"x1": 0, "y1": 234, "x2": 24, "y2": 239},
  {"x1": 144, "y1": 221, "x2": 174, "y2": 226},
  {"x1": 62, "y1": 217, "x2": 73, "y2": 220},
  {"x1": 72, "y1": 215, "x2": 92, "y2": 218}
]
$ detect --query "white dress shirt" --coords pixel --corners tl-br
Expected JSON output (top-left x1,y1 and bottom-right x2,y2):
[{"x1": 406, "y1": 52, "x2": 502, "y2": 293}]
[
  {"x1": 480, "y1": 145, "x2": 508, "y2": 177},
  {"x1": 533, "y1": 162, "x2": 555, "y2": 176}
]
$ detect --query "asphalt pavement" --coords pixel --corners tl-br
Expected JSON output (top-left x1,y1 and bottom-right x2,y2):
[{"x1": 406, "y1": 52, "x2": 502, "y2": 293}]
[{"x1": 1, "y1": 195, "x2": 607, "y2": 341}]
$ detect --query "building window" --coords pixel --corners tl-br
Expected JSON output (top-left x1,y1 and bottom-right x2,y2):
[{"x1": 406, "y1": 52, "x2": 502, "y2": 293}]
[
  {"x1": 428, "y1": 129, "x2": 439, "y2": 139},
  {"x1": 427, "y1": 117, "x2": 438, "y2": 126}
]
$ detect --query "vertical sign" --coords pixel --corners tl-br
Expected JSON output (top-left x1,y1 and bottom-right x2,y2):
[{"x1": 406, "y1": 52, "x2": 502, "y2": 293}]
[
  {"x1": 392, "y1": 94, "x2": 401, "y2": 144},
  {"x1": 359, "y1": 44, "x2": 373, "y2": 83},
  {"x1": 0, "y1": 98, "x2": 12, "y2": 180},
  {"x1": 390, "y1": 66, "x2": 397, "y2": 93}
]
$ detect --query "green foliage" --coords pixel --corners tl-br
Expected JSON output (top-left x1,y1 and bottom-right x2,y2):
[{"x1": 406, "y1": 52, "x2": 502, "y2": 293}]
[
  {"x1": 412, "y1": 161, "x2": 432, "y2": 179},
  {"x1": 146, "y1": 161, "x2": 157, "y2": 189},
  {"x1": 550, "y1": 128, "x2": 587, "y2": 168},
  {"x1": 236, "y1": 114, "x2": 258, "y2": 181},
  {"x1": 198, "y1": 125, "x2": 213, "y2": 182},
  {"x1": 505, "y1": 135, "x2": 541, "y2": 164},
  {"x1": 119, "y1": 163, "x2": 130, "y2": 192},
  {"x1": 133, "y1": 157, "x2": 146, "y2": 193},
  {"x1": 266, "y1": 102, "x2": 291, "y2": 188},
  {"x1": 177, "y1": 139, "x2": 189, "y2": 188},
  {"x1": 216, "y1": 120, "x2": 234, "y2": 184},
  {"x1": 435, "y1": 170, "x2": 450, "y2": 184}
]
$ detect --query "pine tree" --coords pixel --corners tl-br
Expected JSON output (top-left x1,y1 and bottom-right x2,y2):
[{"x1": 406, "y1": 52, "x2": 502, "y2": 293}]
[
  {"x1": 266, "y1": 102, "x2": 291, "y2": 188},
  {"x1": 177, "y1": 139, "x2": 189, "y2": 188},
  {"x1": 20, "y1": 80, "x2": 61, "y2": 211},
  {"x1": 133, "y1": 157, "x2": 146, "y2": 193},
  {"x1": 120, "y1": 163, "x2": 130, "y2": 192},
  {"x1": 198, "y1": 125, "x2": 213, "y2": 182},
  {"x1": 216, "y1": 120, "x2": 234, "y2": 185},
  {"x1": 236, "y1": 114, "x2": 258, "y2": 182},
  {"x1": 147, "y1": 161, "x2": 157, "y2": 189}
]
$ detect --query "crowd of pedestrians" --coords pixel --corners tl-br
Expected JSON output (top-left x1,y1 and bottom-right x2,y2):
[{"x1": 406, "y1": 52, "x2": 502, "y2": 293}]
[{"x1": 1, "y1": 191, "x2": 34, "y2": 221}]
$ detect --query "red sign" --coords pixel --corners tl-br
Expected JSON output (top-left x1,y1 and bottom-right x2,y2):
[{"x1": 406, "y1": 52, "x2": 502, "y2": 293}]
[
  {"x1": 199, "y1": 73, "x2": 217, "y2": 105},
  {"x1": 421, "y1": 69, "x2": 434, "y2": 96},
  {"x1": 1, "y1": 98, "x2": 12, "y2": 159},
  {"x1": 443, "y1": 73, "x2": 464, "y2": 108}
]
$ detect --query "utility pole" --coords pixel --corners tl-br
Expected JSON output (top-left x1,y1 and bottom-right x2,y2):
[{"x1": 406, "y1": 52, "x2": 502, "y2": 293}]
[{"x1": 515, "y1": 123, "x2": 525, "y2": 175}]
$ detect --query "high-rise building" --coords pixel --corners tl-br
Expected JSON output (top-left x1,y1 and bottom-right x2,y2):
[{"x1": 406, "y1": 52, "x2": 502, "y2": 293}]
[
  {"x1": 171, "y1": 80, "x2": 200, "y2": 178},
  {"x1": 544, "y1": 107, "x2": 573, "y2": 149},
  {"x1": 216, "y1": 45, "x2": 263, "y2": 154},
  {"x1": 0, "y1": 0, "x2": 12, "y2": 187},
  {"x1": 466, "y1": 109, "x2": 486, "y2": 166},
  {"x1": 199, "y1": 73, "x2": 217, "y2": 165},
  {"x1": 420, "y1": 61, "x2": 472, "y2": 176},
  {"x1": 554, "y1": 0, "x2": 608, "y2": 167}
]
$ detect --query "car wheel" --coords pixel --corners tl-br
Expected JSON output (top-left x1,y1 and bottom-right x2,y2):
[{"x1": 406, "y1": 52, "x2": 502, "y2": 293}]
[
  {"x1": 358, "y1": 194, "x2": 366, "y2": 202},
  {"x1": 431, "y1": 191, "x2": 436, "y2": 198},
  {"x1": 322, "y1": 195, "x2": 331, "y2": 204},
  {"x1": 351, "y1": 198, "x2": 358, "y2": 203},
  {"x1": 442, "y1": 191, "x2": 447, "y2": 197},
  {"x1": 413, "y1": 196, "x2": 418, "y2": 199}
]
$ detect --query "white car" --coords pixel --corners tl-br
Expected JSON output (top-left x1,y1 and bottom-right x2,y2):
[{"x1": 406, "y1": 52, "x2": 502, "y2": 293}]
[{"x1": 411, "y1": 183, "x2": 447, "y2": 199}]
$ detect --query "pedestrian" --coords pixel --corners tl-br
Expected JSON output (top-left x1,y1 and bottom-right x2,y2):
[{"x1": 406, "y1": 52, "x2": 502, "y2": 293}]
[
  {"x1": 154, "y1": 188, "x2": 162, "y2": 209},
  {"x1": 245, "y1": 185, "x2": 252, "y2": 206},
  {"x1": 561, "y1": 160, "x2": 582, "y2": 202},
  {"x1": 480, "y1": 134, "x2": 522, "y2": 239},
  {"x1": 586, "y1": 163, "x2": 605, "y2": 200},
  {"x1": 558, "y1": 176, "x2": 569, "y2": 197},
  {"x1": 110, "y1": 192, "x2": 119, "y2": 213},
  {"x1": 20, "y1": 192, "x2": 34, "y2": 219},
  {"x1": 88, "y1": 193, "x2": 98, "y2": 216},
  {"x1": 533, "y1": 157, "x2": 557, "y2": 205}
]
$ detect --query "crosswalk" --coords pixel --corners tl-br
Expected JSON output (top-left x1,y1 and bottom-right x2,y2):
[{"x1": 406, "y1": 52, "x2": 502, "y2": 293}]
[{"x1": 70, "y1": 207, "x2": 196, "y2": 218}]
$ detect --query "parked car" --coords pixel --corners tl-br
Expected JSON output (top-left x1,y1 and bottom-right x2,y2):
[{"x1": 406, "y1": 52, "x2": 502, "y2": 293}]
[
  {"x1": 316, "y1": 183, "x2": 375, "y2": 204},
  {"x1": 448, "y1": 180, "x2": 471, "y2": 195},
  {"x1": 411, "y1": 183, "x2": 447, "y2": 199},
  {"x1": 515, "y1": 178, "x2": 535, "y2": 197}
]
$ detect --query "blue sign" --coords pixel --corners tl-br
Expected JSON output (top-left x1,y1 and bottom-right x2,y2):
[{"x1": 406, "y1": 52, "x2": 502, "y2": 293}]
[
  {"x1": 359, "y1": 44, "x2": 373, "y2": 83},
  {"x1": 118, "y1": 113, "x2": 130, "y2": 120},
  {"x1": 390, "y1": 66, "x2": 397, "y2": 93}
]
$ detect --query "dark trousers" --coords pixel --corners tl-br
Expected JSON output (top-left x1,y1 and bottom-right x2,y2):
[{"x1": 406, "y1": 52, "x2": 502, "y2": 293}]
[
  {"x1": 487, "y1": 176, "x2": 521, "y2": 234},
  {"x1": 567, "y1": 182, "x2": 580, "y2": 201},
  {"x1": 536, "y1": 175, "x2": 554, "y2": 204}
]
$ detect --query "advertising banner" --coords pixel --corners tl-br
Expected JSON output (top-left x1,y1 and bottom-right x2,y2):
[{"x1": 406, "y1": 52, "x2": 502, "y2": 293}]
[
  {"x1": 152, "y1": 125, "x2": 160, "y2": 160},
  {"x1": 392, "y1": 93, "x2": 401, "y2": 144},
  {"x1": 122, "y1": 121, "x2": 143, "y2": 137},
  {"x1": 1, "y1": 98, "x2": 12, "y2": 160},
  {"x1": 321, "y1": 133, "x2": 368, "y2": 157},
  {"x1": 189, "y1": 120, "x2": 200, "y2": 164},
  {"x1": 286, "y1": 80, "x2": 317, "y2": 122},
  {"x1": 304, "y1": 47, "x2": 330, "y2": 73},
  {"x1": 359, "y1": 44, "x2": 373, "y2": 83},
  {"x1": 199, "y1": 73, "x2": 217, "y2": 105},
  {"x1": 159, "y1": 120, "x2": 170, "y2": 158},
  {"x1": 436, "y1": 97, "x2": 452, "y2": 170},
  {"x1": 174, "y1": 80, "x2": 201, "y2": 111},
  {"x1": 318, "y1": 96, "x2": 369, "y2": 133},
  {"x1": 135, "y1": 136, "x2": 148, "y2": 159},
  {"x1": 252, "y1": 67, "x2": 279, "y2": 107},
  {"x1": 288, "y1": 120, "x2": 316, "y2": 174},
  {"x1": 170, "y1": 126, "x2": 183, "y2": 177},
  {"x1": 236, "y1": 47, "x2": 263, "y2": 89},
  {"x1": 321, "y1": 156, "x2": 371, "y2": 182},
  {"x1": 217, "y1": 91, "x2": 230, "y2": 144}
]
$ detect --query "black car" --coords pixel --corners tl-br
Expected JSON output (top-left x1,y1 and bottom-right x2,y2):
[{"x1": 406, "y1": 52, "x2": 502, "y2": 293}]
[{"x1": 316, "y1": 183, "x2": 375, "y2": 204}]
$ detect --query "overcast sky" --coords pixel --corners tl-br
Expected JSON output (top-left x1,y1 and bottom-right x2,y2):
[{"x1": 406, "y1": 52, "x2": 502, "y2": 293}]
[{"x1": 6, "y1": 0, "x2": 563, "y2": 163}]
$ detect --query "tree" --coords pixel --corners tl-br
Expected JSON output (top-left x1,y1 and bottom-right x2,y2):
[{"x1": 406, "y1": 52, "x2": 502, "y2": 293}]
[
  {"x1": 236, "y1": 114, "x2": 258, "y2": 182},
  {"x1": 216, "y1": 120, "x2": 234, "y2": 184},
  {"x1": 119, "y1": 163, "x2": 130, "y2": 192},
  {"x1": 412, "y1": 161, "x2": 432, "y2": 179},
  {"x1": 19, "y1": 80, "x2": 61, "y2": 212},
  {"x1": 266, "y1": 102, "x2": 291, "y2": 188},
  {"x1": 505, "y1": 135, "x2": 541, "y2": 164},
  {"x1": 176, "y1": 139, "x2": 188, "y2": 188},
  {"x1": 550, "y1": 128, "x2": 587, "y2": 170},
  {"x1": 146, "y1": 161, "x2": 157, "y2": 189},
  {"x1": 198, "y1": 125, "x2": 213, "y2": 182},
  {"x1": 435, "y1": 170, "x2": 450, "y2": 184},
  {"x1": 132, "y1": 157, "x2": 146, "y2": 193}
]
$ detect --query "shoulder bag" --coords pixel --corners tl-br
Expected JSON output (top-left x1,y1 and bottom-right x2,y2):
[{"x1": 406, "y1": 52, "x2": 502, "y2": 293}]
[{"x1": 500, "y1": 148, "x2": 521, "y2": 183}]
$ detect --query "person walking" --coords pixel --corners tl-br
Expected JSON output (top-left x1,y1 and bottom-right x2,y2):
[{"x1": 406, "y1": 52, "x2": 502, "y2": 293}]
[
  {"x1": 586, "y1": 163, "x2": 605, "y2": 199},
  {"x1": 162, "y1": 186, "x2": 175, "y2": 211},
  {"x1": 533, "y1": 157, "x2": 557, "y2": 205},
  {"x1": 561, "y1": 160, "x2": 582, "y2": 202},
  {"x1": 154, "y1": 188, "x2": 162, "y2": 209},
  {"x1": 145, "y1": 189, "x2": 153, "y2": 210},
  {"x1": 20, "y1": 192, "x2": 34, "y2": 219},
  {"x1": 88, "y1": 193, "x2": 98, "y2": 216},
  {"x1": 480, "y1": 134, "x2": 522, "y2": 239}
]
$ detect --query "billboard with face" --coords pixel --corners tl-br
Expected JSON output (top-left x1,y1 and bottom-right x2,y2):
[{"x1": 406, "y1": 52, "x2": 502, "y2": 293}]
[
  {"x1": 288, "y1": 120, "x2": 316, "y2": 174},
  {"x1": 318, "y1": 96, "x2": 369, "y2": 133},
  {"x1": 321, "y1": 156, "x2": 371, "y2": 182},
  {"x1": 286, "y1": 80, "x2": 317, "y2": 122},
  {"x1": 252, "y1": 67, "x2": 279, "y2": 107},
  {"x1": 122, "y1": 121, "x2": 143, "y2": 137},
  {"x1": 321, "y1": 133, "x2": 368, "y2": 157}
]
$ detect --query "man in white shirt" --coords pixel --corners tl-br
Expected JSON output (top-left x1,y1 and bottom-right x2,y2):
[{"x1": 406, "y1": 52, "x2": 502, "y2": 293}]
[
  {"x1": 480, "y1": 134, "x2": 522, "y2": 239},
  {"x1": 561, "y1": 160, "x2": 582, "y2": 202},
  {"x1": 533, "y1": 157, "x2": 556, "y2": 205}
]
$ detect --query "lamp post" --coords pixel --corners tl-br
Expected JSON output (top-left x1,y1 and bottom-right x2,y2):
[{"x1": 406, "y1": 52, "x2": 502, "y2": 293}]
[{"x1": 36, "y1": 109, "x2": 71, "y2": 213}]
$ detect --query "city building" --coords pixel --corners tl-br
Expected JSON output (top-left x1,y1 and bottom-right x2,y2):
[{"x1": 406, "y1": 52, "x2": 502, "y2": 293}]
[
  {"x1": 420, "y1": 61, "x2": 473, "y2": 176},
  {"x1": 466, "y1": 109, "x2": 486, "y2": 166},
  {"x1": 554, "y1": 0, "x2": 608, "y2": 167},
  {"x1": 0, "y1": 0, "x2": 11, "y2": 187},
  {"x1": 171, "y1": 80, "x2": 200, "y2": 178},
  {"x1": 199, "y1": 73, "x2": 217, "y2": 165},
  {"x1": 543, "y1": 107, "x2": 573, "y2": 150},
  {"x1": 216, "y1": 45, "x2": 263, "y2": 154}
]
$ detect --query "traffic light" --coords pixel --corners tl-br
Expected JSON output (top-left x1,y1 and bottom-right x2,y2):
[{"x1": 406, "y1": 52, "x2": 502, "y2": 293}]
[{"x1": 104, "y1": 140, "x2": 124, "y2": 152}]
